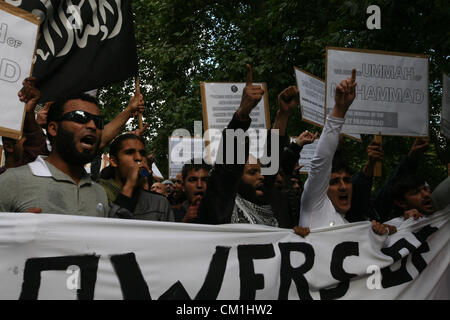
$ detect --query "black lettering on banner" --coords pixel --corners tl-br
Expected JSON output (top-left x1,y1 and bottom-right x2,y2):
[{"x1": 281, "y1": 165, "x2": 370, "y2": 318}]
[
  {"x1": 19, "y1": 255, "x2": 100, "y2": 300},
  {"x1": 278, "y1": 242, "x2": 315, "y2": 300},
  {"x1": 381, "y1": 225, "x2": 439, "y2": 288},
  {"x1": 195, "y1": 246, "x2": 231, "y2": 300},
  {"x1": 380, "y1": 239, "x2": 415, "y2": 288},
  {"x1": 110, "y1": 253, "x2": 151, "y2": 300},
  {"x1": 412, "y1": 225, "x2": 438, "y2": 273},
  {"x1": 237, "y1": 244, "x2": 276, "y2": 300},
  {"x1": 319, "y1": 242, "x2": 359, "y2": 300},
  {"x1": 158, "y1": 281, "x2": 191, "y2": 300}
]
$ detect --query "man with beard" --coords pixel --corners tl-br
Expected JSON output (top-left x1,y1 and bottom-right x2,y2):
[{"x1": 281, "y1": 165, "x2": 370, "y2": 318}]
[
  {"x1": 194, "y1": 65, "x2": 313, "y2": 234},
  {"x1": 0, "y1": 93, "x2": 109, "y2": 217}
]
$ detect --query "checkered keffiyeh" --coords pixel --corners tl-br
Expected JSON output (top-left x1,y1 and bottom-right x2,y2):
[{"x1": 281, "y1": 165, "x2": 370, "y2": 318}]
[{"x1": 231, "y1": 194, "x2": 278, "y2": 227}]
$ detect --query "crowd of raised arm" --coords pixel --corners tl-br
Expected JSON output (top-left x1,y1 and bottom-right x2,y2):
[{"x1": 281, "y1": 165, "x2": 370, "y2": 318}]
[{"x1": 1, "y1": 65, "x2": 449, "y2": 244}]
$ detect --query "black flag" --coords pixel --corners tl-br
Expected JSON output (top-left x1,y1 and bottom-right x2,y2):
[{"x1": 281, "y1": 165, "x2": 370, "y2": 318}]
[{"x1": 9, "y1": 0, "x2": 138, "y2": 102}]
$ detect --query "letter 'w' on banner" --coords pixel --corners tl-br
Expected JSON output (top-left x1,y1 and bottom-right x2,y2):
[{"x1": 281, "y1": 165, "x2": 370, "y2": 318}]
[
  {"x1": 7, "y1": 0, "x2": 138, "y2": 103},
  {"x1": 0, "y1": 2, "x2": 39, "y2": 139}
]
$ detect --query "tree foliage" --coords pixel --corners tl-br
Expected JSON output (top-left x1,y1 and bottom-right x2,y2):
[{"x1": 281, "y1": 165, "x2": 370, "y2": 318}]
[{"x1": 98, "y1": 0, "x2": 449, "y2": 188}]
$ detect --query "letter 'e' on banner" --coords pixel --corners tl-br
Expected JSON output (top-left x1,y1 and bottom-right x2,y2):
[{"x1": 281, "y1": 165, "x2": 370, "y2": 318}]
[{"x1": 0, "y1": 2, "x2": 39, "y2": 140}]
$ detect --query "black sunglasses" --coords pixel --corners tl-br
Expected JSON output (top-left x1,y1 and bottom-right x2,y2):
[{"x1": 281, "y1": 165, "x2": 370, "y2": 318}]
[{"x1": 56, "y1": 110, "x2": 104, "y2": 129}]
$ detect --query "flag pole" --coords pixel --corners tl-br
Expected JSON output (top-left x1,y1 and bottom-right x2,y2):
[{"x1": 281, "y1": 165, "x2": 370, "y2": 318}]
[{"x1": 135, "y1": 76, "x2": 143, "y2": 130}]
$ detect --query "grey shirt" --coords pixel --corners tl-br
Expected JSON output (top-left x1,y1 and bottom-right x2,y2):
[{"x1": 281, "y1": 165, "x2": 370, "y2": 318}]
[
  {"x1": 0, "y1": 156, "x2": 109, "y2": 217},
  {"x1": 98, "y1": 178, "x2": 174, "y2": 222}
]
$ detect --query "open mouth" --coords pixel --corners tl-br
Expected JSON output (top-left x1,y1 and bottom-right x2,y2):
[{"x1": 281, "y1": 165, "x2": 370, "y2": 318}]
[
  {"x1": 80, "y1": 135, "x2": 96, "y2": 150},
  {"x1": 338, "y1": 194, "x2": 349, "y2": 202},
  {"x1": 194, "y1": 192, "x2": 204, "y2": 197},
  {"x1": 422, "y1": 199, "x2": 433, "y2": 207},
  {"x1": 255, "y1": 183, "x2": 264, "y2": 190}
]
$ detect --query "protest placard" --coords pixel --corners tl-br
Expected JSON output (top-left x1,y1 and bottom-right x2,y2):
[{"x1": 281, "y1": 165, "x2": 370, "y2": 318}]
[
  {"x1": 0, "y1": 2, "x2": 39, "y2": 139},
  {"x1": 201, "y1": 82, "x2": 272, "y2": 162},
  {"x1": 442, "y1": 73, "x2": 450, "y2": 139},
  {"x1": 168, "y1": 136, "x2": 206, "y2": 178},
  {"x1": 294, "y1": 67, "x2": 361, "y2": 141},
  {"x1": 289, "y1": 137, "x2": 318, "y2": 174},
  {"x1": 326, "y1": 47, "x2": 429, "y2": 137},
  {"x1": 201, "y1": 82, "x2": 270, "y2": 131}
]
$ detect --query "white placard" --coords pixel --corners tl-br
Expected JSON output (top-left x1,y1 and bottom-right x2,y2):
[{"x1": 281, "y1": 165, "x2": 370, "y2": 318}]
[
  {"x1": 441, "y1": 73, "x2": 450, "y2": 139},
  {"x1": 152, "y1": 163, "x2": 163, "y2": 179},
  {"x1": 0, "y1": 209, "x2": 448, "y2": 299},
  {"x1": 294, "y1": 68, "x2": 360, "y2": 140},
  {"x1": 290, "y1": 137, "x2": 319, "y2": 174},
  {"x1": 168, "y1": 137, "x2": 206, "y2": 179},
  {"x1": 201, "y1": 82, "x2": 270, "y2": 132},
  {"x1": 295, "y1": 68, "x2": 326, "y2": 127},
  {"x1": 299, "y1": 140, "x2": 319, "y2": 174},
  {"x1": 326, "y1": 47, "x2": 429, "y2": 137},
  {"x1": 0, "y1": 3, "x2": 39, "y2": 139}
]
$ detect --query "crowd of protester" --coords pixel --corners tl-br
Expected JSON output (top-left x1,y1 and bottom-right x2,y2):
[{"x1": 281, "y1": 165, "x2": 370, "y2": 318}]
[{"x1": 0, "y1": 65, "x2": 449, "y2": 242}]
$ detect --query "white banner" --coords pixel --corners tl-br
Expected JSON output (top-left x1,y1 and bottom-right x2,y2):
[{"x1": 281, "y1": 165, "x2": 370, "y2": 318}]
[
  {"x1": 0, "y1": 208, "x2": 448, "y2": 300},
  {"x1": 0, "y1": 2, "x2": 39, "y2": 139},
  {"x1": 442, "y1": 73, "x2": 450, "y2": 139},
  {"x1": 294, "y1": 68, "x2": 360, "y2": 141},
  {"x1": 326, "y1": 47, "x2": 429, "y2": 137}
]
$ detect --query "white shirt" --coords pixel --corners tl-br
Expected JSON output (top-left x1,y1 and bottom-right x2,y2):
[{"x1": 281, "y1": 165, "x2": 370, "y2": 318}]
[{"x1": 300, "y1": 116, "x2": 348, "y2": 229}]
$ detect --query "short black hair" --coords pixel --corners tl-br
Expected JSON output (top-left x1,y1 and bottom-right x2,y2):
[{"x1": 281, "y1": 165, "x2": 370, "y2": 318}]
[
  {"x1": 1, "y1": 136, "x2": 16, "y2": 144},
  {"x1": 109, "y1": 134, "x2": 146, "y2": 159},
  {"x1": 390, "y1": 174, "x2": 426, "y2": 203},
  {"x1": 181, "y1": 158, "x2": 212, "y2": 181},
  {"x1": 47, "y1": 93, "x2": 98, "y2": 128},
  {"x1": 331, "y1": 152, "x2": 354, "y2": 176}
]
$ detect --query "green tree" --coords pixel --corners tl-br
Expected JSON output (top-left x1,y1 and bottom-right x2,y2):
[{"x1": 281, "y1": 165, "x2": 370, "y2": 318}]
[{"x1": 98, "y1": 0, "x2": 449, "y2": 188}]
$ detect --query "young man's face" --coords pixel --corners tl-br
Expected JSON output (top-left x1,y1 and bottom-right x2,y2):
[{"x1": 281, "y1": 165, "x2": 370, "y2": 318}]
[
  {"x1": 241, "y1": 161, "x2": 265, "y2": 197},
  {"x1": 52, "y1": 99, "x2": 102, "y2": 165},
  {"x1": 183, "y1": 169, "x2": 209, "y2": 204},
  {"x1": 111, "y1": 138, "x2": 146, "y2": 182},
  {"x1": 327, "y1": 170, "x2": 353, "y2": 214},
  {"x1": 397, "y1": 185, "x2": 435, "y2": 215}
]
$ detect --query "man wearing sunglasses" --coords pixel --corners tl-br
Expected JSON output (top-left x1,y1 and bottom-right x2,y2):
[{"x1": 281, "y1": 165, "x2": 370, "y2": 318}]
[{"x1": 0, "y1": 93, "x2": 110, "y2": 217}]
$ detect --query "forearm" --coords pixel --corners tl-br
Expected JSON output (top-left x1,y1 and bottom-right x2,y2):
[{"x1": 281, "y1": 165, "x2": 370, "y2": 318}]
[
  {"x1": 301, "y1": 116, "x2": 344, "y2": 211},
  {"x1": 101, "y1": 108, "x2": 134, "y2": 149},
  {"x1": 196, "y1": 112, "x2": 251, "y2": 224},
  {"x1": 272, "y1": 111, "x2": 290, "y2": 136},
  {"x1": 23, "y1": 111, "x2": 41, "y2": 133}
]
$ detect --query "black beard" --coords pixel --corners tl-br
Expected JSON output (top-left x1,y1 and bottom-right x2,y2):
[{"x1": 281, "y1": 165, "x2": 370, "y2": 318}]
[
  {"x1": 237, "y1": 180, "x2": 269, "y2": 205},
  {"x1": 54, "y1": 125, "x2": 100, "y2": 165}
]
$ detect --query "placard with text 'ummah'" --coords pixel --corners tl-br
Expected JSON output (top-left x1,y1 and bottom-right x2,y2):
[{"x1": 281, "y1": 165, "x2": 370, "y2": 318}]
[{"x1": 326, "y1": 47, "x2": 429, "y2": 137}]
